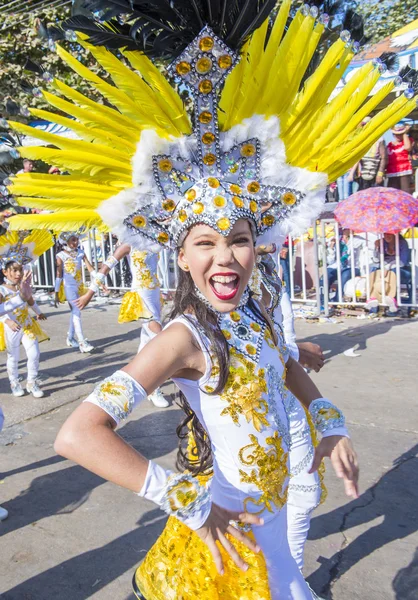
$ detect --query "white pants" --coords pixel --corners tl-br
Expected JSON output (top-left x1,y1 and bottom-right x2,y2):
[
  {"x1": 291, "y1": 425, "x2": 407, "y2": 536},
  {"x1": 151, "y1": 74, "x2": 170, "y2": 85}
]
[
  {"x1": 66, "y1": 285, "x2": 85, "y2": 342},
  {"x1": 5, "y1": 326, "x2": 40, "y2": 384},
  {"x1": 286, "y1": 393, "x2": 322, "y2": 571},
  {"x1": 138, "y1": 287, "x2": 161, "y2": 324},
  {"x1": 253, "y1": 506, "x2": 312, "y2": 599}
]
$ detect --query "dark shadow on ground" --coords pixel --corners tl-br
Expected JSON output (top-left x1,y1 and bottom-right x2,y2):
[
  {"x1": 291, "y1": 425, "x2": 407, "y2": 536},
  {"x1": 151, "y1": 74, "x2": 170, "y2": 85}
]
[
  {"x1": 393, "y1": 546, "x2": 418, "y2": 600},
  {"x1": 0, "y1": 454, "x2": 66, "y2": 479},
  {"x1": 2, "y1": 507, "x2": 167, "y2": 600},
  {"x1": 307, "y1": 443, "x2": 418, "y2": 598},
  {"x1": 1, "y1": 410, "x2": 182, "y2": 537}
]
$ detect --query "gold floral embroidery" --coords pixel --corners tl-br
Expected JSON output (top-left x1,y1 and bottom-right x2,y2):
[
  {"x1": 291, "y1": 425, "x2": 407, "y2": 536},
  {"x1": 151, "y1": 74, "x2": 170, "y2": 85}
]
[
  {"x1": 131, "y1": 250, "x2": 160, "y2": 290},
  {"x1": 239, "y1": 432, "x2": 288, "y2": 514},
  {"x1": 220, "y1": 349, "x2": 269, "y2": 432},
  {"x1": 64, "y1": 257, "x2": 78, "y2": 276}
]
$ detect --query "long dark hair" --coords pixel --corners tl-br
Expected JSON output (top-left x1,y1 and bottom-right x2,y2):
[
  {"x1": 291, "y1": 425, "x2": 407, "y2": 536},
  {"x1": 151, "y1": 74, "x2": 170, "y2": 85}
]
[{"x1": 171, "y1": 267, "x2": 271, "y2": 476}]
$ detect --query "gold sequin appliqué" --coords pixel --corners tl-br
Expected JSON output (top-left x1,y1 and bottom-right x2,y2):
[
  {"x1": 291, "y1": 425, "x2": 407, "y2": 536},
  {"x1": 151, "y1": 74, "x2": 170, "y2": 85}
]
[
  {"x1": 134, "y1": 516, "x2": 272, "y2": 600},
  {"x1": 218, "y1": 348, "x2": 269, "y2": 432},
  {"x1": 239, "y1": 431, "x2": 288, "y2": 514},
  {"x1": 131, "y1": 250, "x2": 160, "y2": 290}
]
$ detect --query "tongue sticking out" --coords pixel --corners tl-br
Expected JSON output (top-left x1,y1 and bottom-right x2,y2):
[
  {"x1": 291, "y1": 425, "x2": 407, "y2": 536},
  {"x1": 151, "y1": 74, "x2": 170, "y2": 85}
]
[{"x1": 212, "y1": 280, "x2": 237, "y2": 295}]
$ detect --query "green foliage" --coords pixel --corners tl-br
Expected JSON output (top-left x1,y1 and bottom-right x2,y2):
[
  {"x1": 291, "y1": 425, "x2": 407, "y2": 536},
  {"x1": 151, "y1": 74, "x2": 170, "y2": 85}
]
[
  {"x1": 0, "y1": 5, "x2": 104, "y2": 119},
  {"x1": 358, "y1": 0, "x2": 418, "y2": 44}
]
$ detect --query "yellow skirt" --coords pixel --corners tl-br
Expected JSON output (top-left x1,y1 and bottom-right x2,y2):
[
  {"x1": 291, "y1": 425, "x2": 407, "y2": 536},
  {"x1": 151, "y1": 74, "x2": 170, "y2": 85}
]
[
  {"x1": 118, "y1": 291, "x2": 152, "y2": 324},
  {"x1": 27, "y1": 318, "x2": 49, "y2": 343},
  {"x1": 133, "y1": 516, "x2": 272, "y2": 600}
]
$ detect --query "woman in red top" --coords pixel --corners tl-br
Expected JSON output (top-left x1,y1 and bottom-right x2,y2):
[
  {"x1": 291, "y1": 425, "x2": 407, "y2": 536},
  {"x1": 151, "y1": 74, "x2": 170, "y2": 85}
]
[{"x1": 386, "y1": 123, "x2": 413, "y2": 192}]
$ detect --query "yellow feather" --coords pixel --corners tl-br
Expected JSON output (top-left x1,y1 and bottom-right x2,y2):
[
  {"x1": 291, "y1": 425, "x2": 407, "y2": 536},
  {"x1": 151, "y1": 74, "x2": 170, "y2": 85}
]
[
  {"x1": 282, "y1": 38, "x2": 348, "y2": 132},
  {"x1": 10, "y1": 174, "x2": 116, "y2": 196},
  {"x1": 56, "y1": 45, "x2": 170, "y2": 131},
  {"x1": 13, "y1": 196, "x2": 103, "y2": 211},
  {"x1": 9, "y1": 172, "x2": 128, "y2": 191},
  {"x1": 7, "y1": 210, "x2": 107, "y2": 234},
  {"x1": 45, "y1": 88, "x2": 140, "y2": 144},
  {"x1": 264, "y1": 16, "x2": 316, "y2": 118},
  {"x1": 327, "y1": 81, "x2": 395, "y2": 152},
  {"x1": 231, "y1": 18, "x2": 270, "y2": 124},
  {"x1": 294, "y1": 68, "x2": 381, "y2": 165},
  {"x1": 0, "y1": 230, "x2": 54, "y2": 258},
  {"x1": 29, "y1": 108, "x2": 136, "y2": 154},
  {"x1": 123, "y1": 50, "x2": 191, "y2": 134},
  {"x1": 321, "y1": 96, "x2": 416, "y2": 178},
  {"x1": 81, "y1": 41, "x2": 185, "y2": 136},
  {"x1": 9, "y1": 121, "x2": 130, "y2": 165},
  {"x1": 218, "y1": 39, "x2": 250, "y2": 130},
  {"x1": 17, "y1": 147, "x2": 132, "y2": 180}
]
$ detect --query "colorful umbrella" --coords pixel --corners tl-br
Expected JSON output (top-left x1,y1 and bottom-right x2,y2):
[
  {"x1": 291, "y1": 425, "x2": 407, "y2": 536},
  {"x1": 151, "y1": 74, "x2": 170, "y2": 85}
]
[{"x1": 334, "y1": 187, "x2": 418, "y2": 233}]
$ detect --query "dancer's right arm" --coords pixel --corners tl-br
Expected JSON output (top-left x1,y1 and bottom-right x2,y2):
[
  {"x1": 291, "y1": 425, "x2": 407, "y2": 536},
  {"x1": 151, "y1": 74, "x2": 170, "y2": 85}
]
[
  {"x1": 55, "y1": 322, "x2": 262, "y2": 573},
  {"x1": 75, "y1": 243, "x2": 131, "y2": 309}
]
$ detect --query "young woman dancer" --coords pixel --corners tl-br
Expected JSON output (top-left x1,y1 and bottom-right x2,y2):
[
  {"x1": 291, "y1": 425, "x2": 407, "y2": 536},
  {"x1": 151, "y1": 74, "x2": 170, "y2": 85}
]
[
  {"x1": 54, "y1": 233, "x2": 95, "y2": 353},
  {"x1": 5, "y1": 1, "x2": 413, "y2": 596},
  {"x1": 0, "y1": 231, "x2": 52, "y2": 398},
  {"x1": 55, "y1": 217, "x2": 358, "y2": 599},
  {"x1": 76, "y1": 244, "x2": 169, "y2": 408}
]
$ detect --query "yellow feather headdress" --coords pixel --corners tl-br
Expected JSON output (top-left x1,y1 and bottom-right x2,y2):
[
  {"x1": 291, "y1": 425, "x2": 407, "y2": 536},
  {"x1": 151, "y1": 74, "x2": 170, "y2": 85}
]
[
  {"x1": 0, "y1": 230, "x2": 54, "y2": 268},
  {"x1": 5, "y1": 2, "x2": 416, "y2": 249}
]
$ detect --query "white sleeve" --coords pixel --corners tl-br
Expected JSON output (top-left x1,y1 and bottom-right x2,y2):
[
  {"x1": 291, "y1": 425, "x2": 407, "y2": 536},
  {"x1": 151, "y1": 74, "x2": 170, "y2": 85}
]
[
  {"x1": 83, "y1": 370, "x2": 148, "y2": 426},
  {"x1": 278, "y1": 291, "x2": 299, "y2": 362}
]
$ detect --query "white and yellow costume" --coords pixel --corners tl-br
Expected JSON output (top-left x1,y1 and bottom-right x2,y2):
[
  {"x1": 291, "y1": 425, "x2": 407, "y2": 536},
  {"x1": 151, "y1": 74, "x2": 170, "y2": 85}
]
[
  {"x1": 4, "y1": 0, "x2": 416, "y2": 597},
  {"x1": 118, "y1": 250, "x2": 160, "y2": 326},
  {"x1": 0, "y1": 231, "x2": 52, "y2": 388}
]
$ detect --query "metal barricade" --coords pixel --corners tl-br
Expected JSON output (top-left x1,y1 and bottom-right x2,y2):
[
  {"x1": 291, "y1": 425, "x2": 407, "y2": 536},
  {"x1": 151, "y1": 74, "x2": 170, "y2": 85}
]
[{"x1": 31, "y1": 226, "x2": 418, "y2": 314}]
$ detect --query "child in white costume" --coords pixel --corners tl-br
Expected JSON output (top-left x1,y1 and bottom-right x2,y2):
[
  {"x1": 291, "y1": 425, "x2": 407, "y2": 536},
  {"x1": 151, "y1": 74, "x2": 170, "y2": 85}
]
[
  {"x1": 0, "y1": 231, "x2": 52, "y2": 398},
  {"x1": 76, "y1": 244, "x2": 169, "y2": 408},
  {"x1": 54, "y1": 232, "x2": 95, "y2": 353}
]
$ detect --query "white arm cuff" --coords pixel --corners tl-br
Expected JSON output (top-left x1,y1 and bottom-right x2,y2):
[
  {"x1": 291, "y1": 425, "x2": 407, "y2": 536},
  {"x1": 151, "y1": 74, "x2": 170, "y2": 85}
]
[
  {"x1": 83, "y1": 370, "x2": 147, "y2": 426},
  {"x1": 104, "y1": 256, "x2": 119, "y2": 270},
  {"x1": 309, "y1": 398, "x2": 349, "y2": 438},
  {"x1": 139, "y1": 461, "x2": 211, "y2": 531},
  {"x1": 54, "y1": 278, "x2": 62, "y2": 293},
  {"x1": 31, "y1": 302, "x2": 42, "y2": 316}
]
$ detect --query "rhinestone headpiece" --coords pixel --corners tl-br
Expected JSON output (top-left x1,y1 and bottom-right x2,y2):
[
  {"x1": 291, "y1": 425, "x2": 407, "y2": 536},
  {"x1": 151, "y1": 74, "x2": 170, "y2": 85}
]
[{"x1": 124, "y1": 26, "x2": 304, "y2": 249}]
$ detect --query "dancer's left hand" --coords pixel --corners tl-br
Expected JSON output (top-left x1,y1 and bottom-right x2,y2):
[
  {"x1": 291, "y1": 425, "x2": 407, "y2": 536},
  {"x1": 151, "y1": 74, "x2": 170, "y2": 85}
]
[
  {"x1": 37, "y1": 313, "x2": 47, "y2": 320},
  {"x1": 298, "y1": 342, "x2": 324, "y2": 372},
  {"x1": 310, "y1": 435, "x2": 359, "y2": 499}
]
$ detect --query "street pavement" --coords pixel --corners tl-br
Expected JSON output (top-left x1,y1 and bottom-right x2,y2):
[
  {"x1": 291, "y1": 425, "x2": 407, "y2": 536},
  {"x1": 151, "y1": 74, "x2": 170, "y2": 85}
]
[{"x1": 0, "y1": 300, "x2": 417, "y2": 600}]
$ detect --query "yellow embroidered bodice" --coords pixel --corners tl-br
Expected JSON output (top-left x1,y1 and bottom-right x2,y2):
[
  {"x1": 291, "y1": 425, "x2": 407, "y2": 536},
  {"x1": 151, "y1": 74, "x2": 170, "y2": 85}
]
[
  {"x1": 170, "y1": 304, "x2": 291, "y2": 520},
  {"x1": 130, "y1": 250, "x2": 160, "y2": 290},
  {"x1": 58, "y1": 249, "x2": 85, "y2": 295},
  {"x1": 0, "y1": 286, "x2": 46, "y2": 342}
]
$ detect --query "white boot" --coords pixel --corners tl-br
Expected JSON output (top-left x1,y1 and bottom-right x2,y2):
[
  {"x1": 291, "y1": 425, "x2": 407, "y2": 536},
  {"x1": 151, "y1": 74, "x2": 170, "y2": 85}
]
[
  {"x1": 0, "y1": 506, "x2": 8, "y2": 521},
  {"x1": 148, "y1": 388, "x2": 169, "y2": 408},
  {"x1": 26, "y1": 381, "x2": 44, "y2": 399},
  {"x1": 79, "y1": 339, "x2": 94, "y2": 353},
  {"x1": 66, "y1": 333, "x2": 79, "y2": 348},
  {"x1": 10, "y1": 380, "x2": 24, "y2": 397}
]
